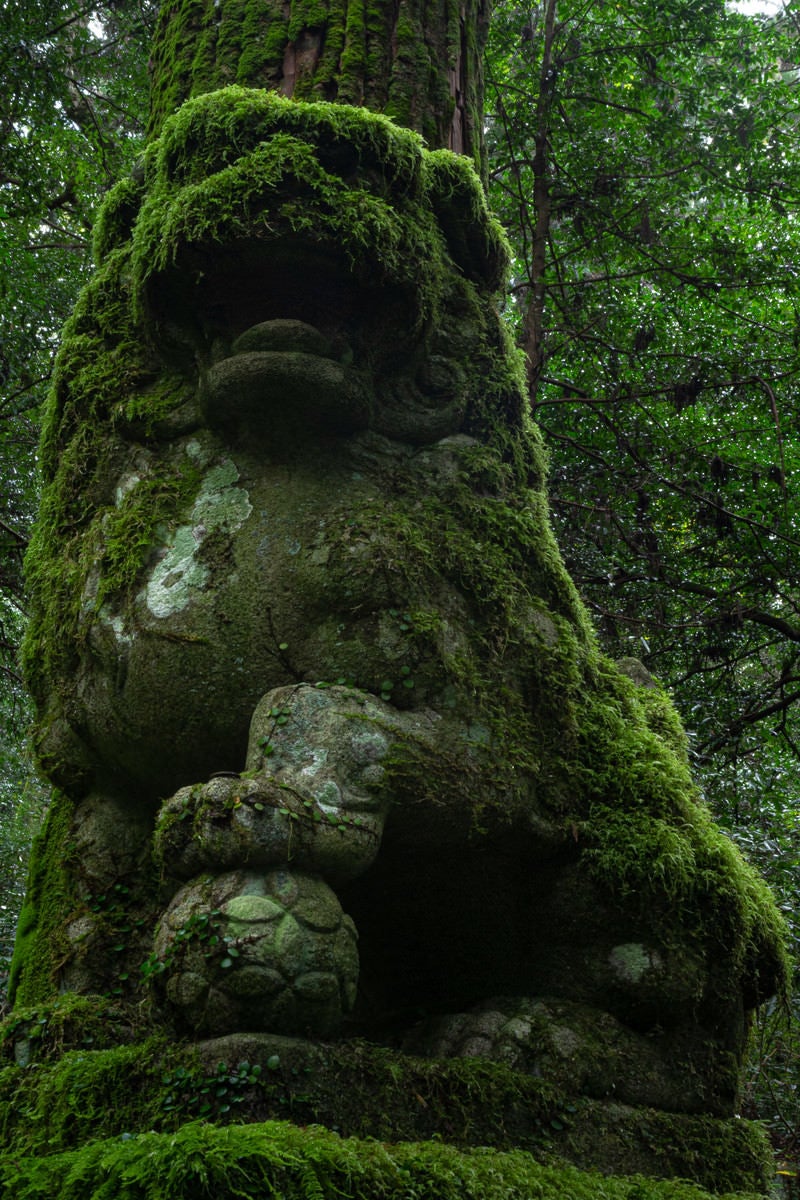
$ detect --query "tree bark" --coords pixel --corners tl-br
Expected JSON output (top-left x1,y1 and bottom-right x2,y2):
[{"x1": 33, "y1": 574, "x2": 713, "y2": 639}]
[
  {"x1": 148, "y1": 0, "x2": 489, "y2": 167},
  {"x1": 522, "y1": 0, "x2": 557, "y2": 401}
]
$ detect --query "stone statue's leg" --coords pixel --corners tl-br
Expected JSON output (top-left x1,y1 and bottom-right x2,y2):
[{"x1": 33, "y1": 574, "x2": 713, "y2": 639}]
[{"x1": 403, "y1": 995, "x2": 740, "y2": 1118}]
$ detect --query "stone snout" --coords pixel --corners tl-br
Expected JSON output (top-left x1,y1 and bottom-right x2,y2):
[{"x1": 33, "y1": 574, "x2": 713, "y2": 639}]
[
  {"x1": 150, "y1": 684, "x2": 397, "y2": 1036},
  {"x1": 198, "y1": 319, "x2": 372, "y2": 440}
]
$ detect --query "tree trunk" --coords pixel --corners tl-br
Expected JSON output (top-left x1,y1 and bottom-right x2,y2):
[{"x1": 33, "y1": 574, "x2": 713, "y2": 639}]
[{"x1": 148, "y1": 0, "x2": 489, "y2": 166}]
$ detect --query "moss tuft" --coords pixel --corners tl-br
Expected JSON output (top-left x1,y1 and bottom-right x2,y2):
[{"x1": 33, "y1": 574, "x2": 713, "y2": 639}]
[
  {"x1": 0, "y1": 1033, "x2": 775, "y2": 1195},
  {"x1": 0, "y1": 995, "x2": 140, "y2": 1066},
  {"x1": 0, "y1": 1117, "x2": 773, "y2": 1200},
  {"x1": 8, "y1": 795, "x2": 76, "y2": 1008}
]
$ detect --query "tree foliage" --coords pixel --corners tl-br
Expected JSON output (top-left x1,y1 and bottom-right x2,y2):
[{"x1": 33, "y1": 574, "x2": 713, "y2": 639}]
[
  {"x1": 485, "y1": 0, "x2": 800, "y2": 1167},
  {"x1": 486, "y1": 0, "x2": 800, "y2": 772},
  {"x1": 0, "y1": 1, "x2": 154, "y2": 695}
]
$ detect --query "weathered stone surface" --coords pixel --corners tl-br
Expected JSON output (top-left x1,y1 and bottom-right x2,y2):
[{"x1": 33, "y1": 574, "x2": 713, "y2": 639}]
[
  {"x1": 153, "y1": 869, "x2": 358, "y2": 1035},
  {"x1": 403, "y1": 995, "x2": 738, "y2": 1116},
  {"x1": 154, "y1": 685, "x2": 464, "y2": 887}
]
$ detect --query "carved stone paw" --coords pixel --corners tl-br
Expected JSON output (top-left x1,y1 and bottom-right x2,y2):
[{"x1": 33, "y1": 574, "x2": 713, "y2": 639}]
[
  {"x1": 403, "y1": 995, "x2": 736, "y2": 1115},
  {"x1": 154, "y1": 684, "x2": 397, "y2": 885}
]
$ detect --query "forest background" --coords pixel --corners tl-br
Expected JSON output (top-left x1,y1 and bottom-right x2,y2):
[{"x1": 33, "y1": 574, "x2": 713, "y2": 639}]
[{"x1": 2, "y1": 0, "x2": 800, "y2": 1175}]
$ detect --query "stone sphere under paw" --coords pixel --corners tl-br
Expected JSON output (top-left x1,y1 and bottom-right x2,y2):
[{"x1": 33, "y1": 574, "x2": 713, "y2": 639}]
[{"x1": 153, "y1": 868, "x2": 358, "y2": 1037}]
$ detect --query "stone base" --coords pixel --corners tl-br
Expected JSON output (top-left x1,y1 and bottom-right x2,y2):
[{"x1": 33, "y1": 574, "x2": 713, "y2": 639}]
[
  {"x1": 0, "y1": 1007, "x2": 772, "y2": 1196},
  {"x1": 195, "y1": 1032, "x2": 771, "y2": 1193}
]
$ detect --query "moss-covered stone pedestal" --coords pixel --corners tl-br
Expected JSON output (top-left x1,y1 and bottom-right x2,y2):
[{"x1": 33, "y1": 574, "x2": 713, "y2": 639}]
[{"x1": 0, "y1": 1001, "x2": 775, "y2": 1198}]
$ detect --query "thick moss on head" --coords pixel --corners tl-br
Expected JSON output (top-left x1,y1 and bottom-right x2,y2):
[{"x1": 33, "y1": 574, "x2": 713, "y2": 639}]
[
  {"x1": 91, "y1": 176, "x2": 146, "y2": 263},
  {"x1": 132, "y1": 87, "x2": 508, "y2": 344}
]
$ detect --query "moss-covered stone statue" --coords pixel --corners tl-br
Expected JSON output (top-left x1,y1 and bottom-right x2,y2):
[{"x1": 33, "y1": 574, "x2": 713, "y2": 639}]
[{"x1": 0, "y1": 1, "x2": 788, "y2": 1197}]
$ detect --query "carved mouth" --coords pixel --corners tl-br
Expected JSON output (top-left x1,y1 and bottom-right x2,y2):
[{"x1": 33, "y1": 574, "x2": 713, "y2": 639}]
[
  {"x1": 141, "y1": 239, "x2": 423, "y2": 441},
  {"x1": 143, "y1": 240, "x2": 417, "y2": 369}
]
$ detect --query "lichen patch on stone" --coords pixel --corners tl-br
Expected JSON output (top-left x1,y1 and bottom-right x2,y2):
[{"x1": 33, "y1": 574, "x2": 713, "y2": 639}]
[{"x1": 144, "y1": 461, "x2": 252, "y2": 619}]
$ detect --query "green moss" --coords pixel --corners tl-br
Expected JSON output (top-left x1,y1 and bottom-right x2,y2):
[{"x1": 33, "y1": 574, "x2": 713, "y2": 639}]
[
  {"x1": 240, "y1": 0, "x2": 289, "y2": 86},
  {"x1": 5, "y1": 793, "x2": 164, "y2": 1010},
  {"x1": 0, "y1": 1119, "x2": 771, "y2": 1200},
  {"x1": 0, "y1": 1031, "x2": 775, "y2": 1194},
  {"x1": 20, "y1": 231, "x2": 202, "y2": 713},
  {"x1": 0, "y1": 1037, "x2": 174, "y2": 1155},
  {"x1": 286, "y1": 0, "x2": 329, "y2": 41},
  {"x1": 120, "y1": 372, "x2": 195, "y2": 430},
  {"x1": 27, "y1": 246, "x2": 150, "y2": 503},
  {"x1": 572, "y1": 664, "x2": 789, "y2": 1000},
  {"x1": 8, "y1": 794, "x2": 76, "y2": 1008},
  {"x1": 0, "y1": 996, "x2": 140, "y2": 1066},
  {"x1": 95, "y1": 465, "x2": 202, "y2": 607},
  {"x1": 91, "y1": 177, "x2": 145, "y2": 262},
  {"x1": 22, "y1": 433, "x2": 200, "y2": 717},
  {"x1": 636, "y1": 685, "x2": 691, "y2": 761},
  {"x1": 424, "y1": 149, "x2": 508, "y2": 289},
  {"x1": 313, "y1": 0, "x2": 348, "y2": 98},
  {"x1": 133, "y1": 89, "x2": 465, "y2": 336}
]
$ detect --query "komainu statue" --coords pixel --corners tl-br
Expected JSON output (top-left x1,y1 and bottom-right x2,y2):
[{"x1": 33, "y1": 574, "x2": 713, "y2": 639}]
[{"x1": 2, "y1": 3, "x2": 787, "y2": 1193}]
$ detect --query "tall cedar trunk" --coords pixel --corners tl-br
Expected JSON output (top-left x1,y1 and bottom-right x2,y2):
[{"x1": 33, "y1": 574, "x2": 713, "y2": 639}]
[
  {"x1": 148, "y1": 0, "x2": 489, "y2": 169},
  {"x1": 522, "y1": 0, "x2": 556, "y2": 402}
]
